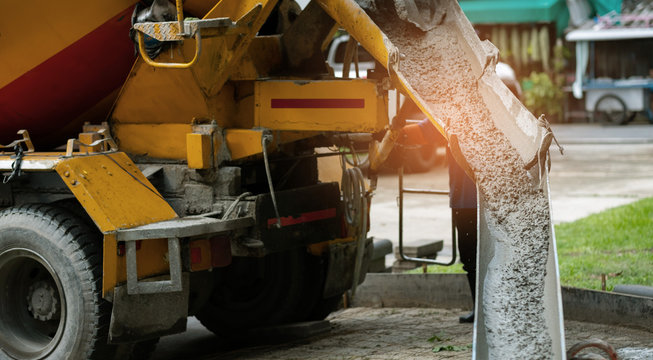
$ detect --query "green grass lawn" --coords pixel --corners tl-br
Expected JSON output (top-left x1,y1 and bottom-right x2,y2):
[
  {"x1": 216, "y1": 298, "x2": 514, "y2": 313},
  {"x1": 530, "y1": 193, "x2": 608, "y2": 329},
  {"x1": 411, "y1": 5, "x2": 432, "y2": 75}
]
[
  {"x1": 555, "y1": 196, "x2": 653, "y2": 290},
  {"x1": 409, "y1": 197, "x2": 653, "y2": 291}
]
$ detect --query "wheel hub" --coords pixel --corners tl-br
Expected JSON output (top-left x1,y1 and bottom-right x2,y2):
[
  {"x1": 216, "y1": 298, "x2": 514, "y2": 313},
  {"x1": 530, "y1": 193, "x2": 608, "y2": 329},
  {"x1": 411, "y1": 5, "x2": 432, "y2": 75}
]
[
  {"x1": 27, "y1": 280, "x2": 59, "y2": 321},
  {"x1": 0, "y1": 248, "x2": 66, "y2": 359}
]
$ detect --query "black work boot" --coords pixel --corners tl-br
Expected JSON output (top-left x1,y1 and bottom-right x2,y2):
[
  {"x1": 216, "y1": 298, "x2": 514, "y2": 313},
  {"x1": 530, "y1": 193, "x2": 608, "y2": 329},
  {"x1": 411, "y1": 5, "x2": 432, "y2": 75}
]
[
  {"x1": 459, "y1": 311, "x2": 474, "y2": 323},
  {"x1": 459, "y1": 271, "x2": 475, "y2": 323}
]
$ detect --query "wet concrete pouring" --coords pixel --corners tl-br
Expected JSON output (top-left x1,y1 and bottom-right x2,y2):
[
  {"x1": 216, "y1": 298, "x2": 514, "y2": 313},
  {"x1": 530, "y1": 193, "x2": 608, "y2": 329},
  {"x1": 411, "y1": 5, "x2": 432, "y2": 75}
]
[{"x1": 367, "y1": 0, "x2": 556, "y2": 357}]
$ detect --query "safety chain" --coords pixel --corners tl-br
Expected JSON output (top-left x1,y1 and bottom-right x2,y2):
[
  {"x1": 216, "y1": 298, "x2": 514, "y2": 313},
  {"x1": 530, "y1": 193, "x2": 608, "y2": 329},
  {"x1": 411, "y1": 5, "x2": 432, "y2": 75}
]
[{"x1": 3, "y1": 145, "x2": 25, "y2": 184}]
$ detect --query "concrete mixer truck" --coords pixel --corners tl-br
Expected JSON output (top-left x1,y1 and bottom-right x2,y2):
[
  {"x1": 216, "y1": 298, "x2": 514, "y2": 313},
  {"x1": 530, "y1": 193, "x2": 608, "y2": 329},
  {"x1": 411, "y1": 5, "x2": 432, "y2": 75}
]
[{"x1": 0, "y1": 0, "x2": 564, "y2": 359}]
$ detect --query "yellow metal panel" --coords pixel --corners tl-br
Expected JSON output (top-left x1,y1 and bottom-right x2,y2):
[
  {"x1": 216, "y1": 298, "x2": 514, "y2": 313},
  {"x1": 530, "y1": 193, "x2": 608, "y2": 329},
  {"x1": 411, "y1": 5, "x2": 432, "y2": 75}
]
[
  {"x1": 103, "y1": 233, "x2": 172, "y2": 296},
  {"x1": 103, "y1": 233, "x2": 119, "y2": 296},
  {"x1": 184, "y1": 0, "x2": 278, "y2": 97},
  {"x1": 254, "y1": 80, "x2": 386, "y2": 132},
  {"x1": 187, "y1": 133, "x2": 212, "y2": 169},
  {"x1": 231, "y1": 36, "x2": 283, "y2": 81},
  {"x1": 111, "y1": 59, "x2": 211, "y2": 125},
  {"x1": 55, "y1": 152, "x2": 177, "y2": 233},
  {"x1": 224, "y1": 129, "x2": 264, "y2": 160},
  {"x1": 114, "y1": 123, "x2": 191, "y2": 159},
  {"x1": 223, "y1": 129, "x2": 317, "y2": 160}
]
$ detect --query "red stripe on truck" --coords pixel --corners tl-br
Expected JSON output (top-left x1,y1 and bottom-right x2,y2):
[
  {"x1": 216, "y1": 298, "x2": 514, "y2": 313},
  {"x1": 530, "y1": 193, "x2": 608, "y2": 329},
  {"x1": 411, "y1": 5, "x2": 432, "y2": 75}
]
[
  {"x1": 270, "y1": 98, "x2": 365, "y2": 109},
  {"x1": 267, "y1": 208, "x2": 337, "y2": 228},
  {"x1": 0, "y1": 6, "x2": 136, "y2": 147}
]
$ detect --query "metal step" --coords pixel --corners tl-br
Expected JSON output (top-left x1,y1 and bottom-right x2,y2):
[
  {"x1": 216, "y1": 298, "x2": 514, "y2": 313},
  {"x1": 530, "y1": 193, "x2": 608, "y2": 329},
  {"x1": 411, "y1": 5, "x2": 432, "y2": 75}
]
[
  {"x1": 115, "y1": 216, "x2": 254, "y2": 241},
  {"x1": 115, "y1": 215, "x2": 254, "y2": 295}
]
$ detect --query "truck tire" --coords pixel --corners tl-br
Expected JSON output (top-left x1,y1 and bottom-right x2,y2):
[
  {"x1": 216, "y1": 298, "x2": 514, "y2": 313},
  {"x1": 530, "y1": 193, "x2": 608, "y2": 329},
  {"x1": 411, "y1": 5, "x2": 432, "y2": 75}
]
[
  {"x1": 195, "y1": 249, "x2": 323, "y2": 339},
  {"x1": 129, "y1": 338, "x2": 160, "y2": 360},
  {"x1": 308, "y1": 294, "x2": 343, "y2": 320},
  {"x1": 0, "y1": 204, "x2": 114, "y2": 360}
]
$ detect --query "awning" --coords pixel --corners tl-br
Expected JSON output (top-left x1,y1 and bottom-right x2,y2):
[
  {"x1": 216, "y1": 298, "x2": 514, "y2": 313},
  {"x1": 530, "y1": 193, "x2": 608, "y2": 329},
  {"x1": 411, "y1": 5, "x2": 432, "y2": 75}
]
[
  {"x1": 459, "y1": 0, "x2": 567, "y2": 24},
  {"x1": 566, "y1": 27, "x2": 653, "y2": 41},
  {"x1": 459, "y1": 0, "x2": 570, "y2": 35}
]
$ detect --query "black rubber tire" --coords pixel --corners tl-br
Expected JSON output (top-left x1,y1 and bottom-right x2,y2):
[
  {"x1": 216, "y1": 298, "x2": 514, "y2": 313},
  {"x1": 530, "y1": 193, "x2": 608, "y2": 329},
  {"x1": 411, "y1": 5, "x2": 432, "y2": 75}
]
[
  {"x1": 308, "y1": 294, "x2": 343, "y2": 321},
  {"x1": 593, "y1": 94, "x2": 628, "y2": 125},
  {"x1": 129, "y1": 338, "x2": 159, "y2": 360},
  {"x1": 195, "y1": 250, "x2": 324, "y2": 339},
  {"x1": 0, "y1": 204, "x2": 115, "y2": 360}
]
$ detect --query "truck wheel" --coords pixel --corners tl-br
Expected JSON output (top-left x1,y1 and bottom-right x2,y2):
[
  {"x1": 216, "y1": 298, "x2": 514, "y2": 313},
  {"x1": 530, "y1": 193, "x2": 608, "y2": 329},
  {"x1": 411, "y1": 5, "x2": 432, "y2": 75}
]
[
  {"x1": 130, "y1": 338, "x2": 159, "y2": 360},
  {"x1": 308, "y1": 294, "x2": 343, "y2": 320},
  {"x1": 196, "y1": 250, "x2": 323, "y2": 338},
  {"x1": 0, "y1": 205, "x2": 112, "y2": 360}
]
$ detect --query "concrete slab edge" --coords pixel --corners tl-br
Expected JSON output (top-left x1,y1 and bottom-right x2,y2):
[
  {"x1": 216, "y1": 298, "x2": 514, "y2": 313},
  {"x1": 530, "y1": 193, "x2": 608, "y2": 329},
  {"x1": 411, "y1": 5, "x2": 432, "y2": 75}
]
[
  {"x1": 353, "y1": 274, "x2": 652, "y2": 331},
  {"x1": 558, "y1": 138, "x2": 653, "y2": 145}
]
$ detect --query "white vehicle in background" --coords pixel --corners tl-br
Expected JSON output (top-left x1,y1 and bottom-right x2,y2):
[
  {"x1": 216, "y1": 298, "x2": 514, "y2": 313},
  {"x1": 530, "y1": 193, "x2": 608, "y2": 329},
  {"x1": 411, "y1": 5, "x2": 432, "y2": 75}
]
[
  {"x1": 326, "y1": 34, "x2": 522, "y2": 173},
  {"x1": 326, "y1": 35, "x2": 376, "y2": 79}
]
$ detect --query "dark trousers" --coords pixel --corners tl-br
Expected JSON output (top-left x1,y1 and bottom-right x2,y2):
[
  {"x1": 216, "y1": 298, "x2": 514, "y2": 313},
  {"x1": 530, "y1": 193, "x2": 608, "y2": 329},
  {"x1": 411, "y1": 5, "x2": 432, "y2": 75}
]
[{"x1": 453, "y1": 208, "x2": 477, "y2": 302}]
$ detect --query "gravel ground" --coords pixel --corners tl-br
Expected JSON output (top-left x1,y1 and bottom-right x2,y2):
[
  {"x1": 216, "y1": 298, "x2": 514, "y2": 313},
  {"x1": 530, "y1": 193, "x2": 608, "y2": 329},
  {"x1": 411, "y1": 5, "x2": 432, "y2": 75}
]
[{"x1": 203, "y1": 307, "x2": 653, "y2": 360}]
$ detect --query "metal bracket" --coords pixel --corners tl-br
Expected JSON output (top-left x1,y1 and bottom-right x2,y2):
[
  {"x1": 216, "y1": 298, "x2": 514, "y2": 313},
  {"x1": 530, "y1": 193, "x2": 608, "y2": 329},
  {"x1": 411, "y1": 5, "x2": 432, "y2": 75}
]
[
  {"x1": 65, "y1": 129, "x2": 118, "y2": 157},
  {"x1": 126, "y1": 237, "x2": 182, "y2": 295},
  {"x1": 0, "y1": 130, "x2": 34, "y2": 153}
]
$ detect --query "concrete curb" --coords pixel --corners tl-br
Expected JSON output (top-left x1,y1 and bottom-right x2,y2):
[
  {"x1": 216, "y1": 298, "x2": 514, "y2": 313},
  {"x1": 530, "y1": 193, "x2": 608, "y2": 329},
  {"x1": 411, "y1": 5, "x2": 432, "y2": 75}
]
[
  {"x1": 353, "y1": 274, "x2": 653, "y2": 331},
  {"x1": 558, "y1": 138, "x2": 653, "y2": 145}
]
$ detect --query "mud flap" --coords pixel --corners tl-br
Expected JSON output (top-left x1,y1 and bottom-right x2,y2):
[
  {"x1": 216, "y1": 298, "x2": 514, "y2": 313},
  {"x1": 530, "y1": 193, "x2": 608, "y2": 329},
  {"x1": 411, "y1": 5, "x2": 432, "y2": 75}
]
[
  {"x1": 109, "y1": 273, "x2": 189, "y2": 343},
  {"x1": 323, "y1": 238, "x2": 373, "y2": 298},
  {"x1": 255, "y1": 183, "x2": 342, "y2": 252}
]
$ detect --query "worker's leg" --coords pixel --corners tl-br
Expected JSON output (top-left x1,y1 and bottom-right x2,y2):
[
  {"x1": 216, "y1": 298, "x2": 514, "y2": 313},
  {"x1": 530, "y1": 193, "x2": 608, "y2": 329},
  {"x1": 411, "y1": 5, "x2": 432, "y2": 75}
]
[{"x1": 454, "y1": 208, "x2": 477, "y2": 323}]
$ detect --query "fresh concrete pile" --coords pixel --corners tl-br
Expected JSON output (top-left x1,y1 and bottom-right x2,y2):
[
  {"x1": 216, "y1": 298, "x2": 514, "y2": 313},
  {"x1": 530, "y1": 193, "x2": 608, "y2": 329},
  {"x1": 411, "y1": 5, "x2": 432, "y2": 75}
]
[{"x1": 364, "y1": 0, "x2": 562, "y2": 358}]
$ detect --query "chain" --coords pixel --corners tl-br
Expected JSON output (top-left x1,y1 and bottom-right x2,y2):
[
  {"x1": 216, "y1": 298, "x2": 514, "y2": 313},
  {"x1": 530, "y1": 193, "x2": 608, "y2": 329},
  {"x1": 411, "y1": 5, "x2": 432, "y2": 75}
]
[{"x1": 3, "y1": 145, "x2": 24, "y2": 184}]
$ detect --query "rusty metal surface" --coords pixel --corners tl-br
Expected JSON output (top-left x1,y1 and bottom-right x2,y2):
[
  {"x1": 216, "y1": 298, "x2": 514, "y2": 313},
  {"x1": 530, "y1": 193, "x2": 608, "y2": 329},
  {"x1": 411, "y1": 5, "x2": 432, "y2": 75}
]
[{"x1": 115, "y1": 216, "x2": 254, "y2": 241}]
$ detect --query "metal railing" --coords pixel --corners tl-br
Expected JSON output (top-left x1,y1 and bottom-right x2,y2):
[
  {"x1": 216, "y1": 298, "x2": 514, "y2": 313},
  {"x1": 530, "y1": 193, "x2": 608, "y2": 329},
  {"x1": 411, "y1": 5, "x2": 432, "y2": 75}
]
[{"x1": 397, "y1": 165, "x2": 457, "y2": 266}]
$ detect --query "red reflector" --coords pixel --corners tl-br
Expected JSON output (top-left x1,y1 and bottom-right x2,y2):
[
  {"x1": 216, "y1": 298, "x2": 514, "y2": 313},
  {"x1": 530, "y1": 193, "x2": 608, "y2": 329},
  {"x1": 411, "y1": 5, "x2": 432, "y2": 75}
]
[
  {"x1": 267, "y1": 208, "x2": 337, "y2": 228},
  {"x1": 270, "y1": 98, "x2": 364, "y2": 109},
  {"x1": 190, "y1": 247, "x2": 202, "y2": 265}
]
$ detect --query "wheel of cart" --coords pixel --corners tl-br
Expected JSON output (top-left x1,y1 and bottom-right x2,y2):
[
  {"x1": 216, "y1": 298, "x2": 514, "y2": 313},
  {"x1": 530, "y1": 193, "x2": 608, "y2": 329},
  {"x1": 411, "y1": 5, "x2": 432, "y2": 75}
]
[
  {"x1": 585, "y1": 81, "x2": 653, "y2": 125},
  {"x1": 593, "y1": 93, "x2": 628, "y2": 124}
]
